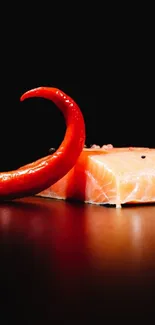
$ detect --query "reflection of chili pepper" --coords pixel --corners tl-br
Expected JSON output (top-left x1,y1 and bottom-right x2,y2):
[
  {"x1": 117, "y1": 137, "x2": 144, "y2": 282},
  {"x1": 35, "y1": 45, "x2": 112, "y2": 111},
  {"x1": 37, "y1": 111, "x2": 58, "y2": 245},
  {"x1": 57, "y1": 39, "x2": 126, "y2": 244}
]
[{"x1": 0, "y1": 87, "x2": 85, "y2": 201}]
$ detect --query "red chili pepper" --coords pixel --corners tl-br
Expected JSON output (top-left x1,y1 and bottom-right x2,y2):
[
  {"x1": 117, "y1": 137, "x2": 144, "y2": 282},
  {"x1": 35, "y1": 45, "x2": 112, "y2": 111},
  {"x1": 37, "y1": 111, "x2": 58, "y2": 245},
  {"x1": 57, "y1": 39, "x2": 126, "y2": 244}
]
[{"x1": 0, "y1": 87, "x2": 85, "y2": 200}]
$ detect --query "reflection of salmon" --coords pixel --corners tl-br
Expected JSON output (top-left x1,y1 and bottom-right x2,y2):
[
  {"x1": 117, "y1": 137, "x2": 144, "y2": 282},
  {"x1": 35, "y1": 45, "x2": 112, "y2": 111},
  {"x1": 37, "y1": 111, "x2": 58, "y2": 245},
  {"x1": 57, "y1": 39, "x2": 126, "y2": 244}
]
[{"x1": 37, "y1": 145, "x2": 155, "y2": 208}]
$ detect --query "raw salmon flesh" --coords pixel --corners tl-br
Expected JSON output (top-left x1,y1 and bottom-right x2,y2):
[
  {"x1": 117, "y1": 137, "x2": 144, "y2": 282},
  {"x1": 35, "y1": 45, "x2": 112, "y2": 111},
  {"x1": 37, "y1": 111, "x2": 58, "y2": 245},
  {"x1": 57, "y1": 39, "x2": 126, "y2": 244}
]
[{"x1": 37, "y1": 145, "x2": 155, "y2": 207}]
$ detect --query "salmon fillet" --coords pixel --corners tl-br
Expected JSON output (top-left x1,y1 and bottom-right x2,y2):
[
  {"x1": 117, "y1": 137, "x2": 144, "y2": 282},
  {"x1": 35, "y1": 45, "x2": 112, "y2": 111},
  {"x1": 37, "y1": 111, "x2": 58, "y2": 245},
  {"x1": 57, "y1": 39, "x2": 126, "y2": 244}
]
[{"x1": 37, "y1": 145, "x2": 155, "y2": 207}]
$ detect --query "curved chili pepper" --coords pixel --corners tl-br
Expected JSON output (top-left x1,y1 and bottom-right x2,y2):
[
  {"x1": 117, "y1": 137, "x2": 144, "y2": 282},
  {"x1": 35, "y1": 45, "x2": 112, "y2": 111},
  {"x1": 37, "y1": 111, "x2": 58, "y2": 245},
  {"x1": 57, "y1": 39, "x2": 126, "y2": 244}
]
[{"x1": 0, "y1": 87, "x2": 85, "y2": 200}]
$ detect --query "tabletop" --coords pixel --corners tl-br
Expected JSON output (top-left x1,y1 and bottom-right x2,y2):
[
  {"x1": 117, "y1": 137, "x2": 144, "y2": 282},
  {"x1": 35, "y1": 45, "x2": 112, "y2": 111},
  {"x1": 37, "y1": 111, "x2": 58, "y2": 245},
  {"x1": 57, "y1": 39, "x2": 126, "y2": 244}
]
[{"x1": 0, "y1": 197, "x2": 155, "y2": 323}]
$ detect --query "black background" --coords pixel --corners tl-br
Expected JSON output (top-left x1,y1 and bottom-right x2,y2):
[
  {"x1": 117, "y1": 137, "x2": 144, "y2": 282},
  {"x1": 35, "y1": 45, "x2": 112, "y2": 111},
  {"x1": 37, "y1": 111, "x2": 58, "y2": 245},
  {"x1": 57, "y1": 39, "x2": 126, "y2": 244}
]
[
  {"x1": 0, "y1": 6, "x2": 154, "y2": 173},
  {"x1": 0, "y1": 4, "x2": 155, "y2": 324}
]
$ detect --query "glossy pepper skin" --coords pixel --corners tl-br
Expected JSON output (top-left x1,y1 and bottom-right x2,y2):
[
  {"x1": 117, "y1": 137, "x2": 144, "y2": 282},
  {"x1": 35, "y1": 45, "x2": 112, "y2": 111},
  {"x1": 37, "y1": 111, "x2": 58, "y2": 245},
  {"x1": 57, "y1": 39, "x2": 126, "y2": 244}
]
[{"x1": 0, "y1": 87, "x2": 85, "y2": 201}]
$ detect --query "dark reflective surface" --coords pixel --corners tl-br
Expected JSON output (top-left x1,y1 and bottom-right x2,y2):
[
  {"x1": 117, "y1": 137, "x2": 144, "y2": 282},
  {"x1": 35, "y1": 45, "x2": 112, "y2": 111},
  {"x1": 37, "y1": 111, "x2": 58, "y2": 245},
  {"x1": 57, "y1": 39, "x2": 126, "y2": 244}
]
[{"x1": 0, "y1": 197, "x2": 155, "y2": 323}]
